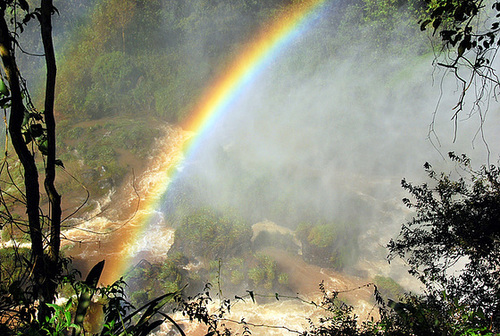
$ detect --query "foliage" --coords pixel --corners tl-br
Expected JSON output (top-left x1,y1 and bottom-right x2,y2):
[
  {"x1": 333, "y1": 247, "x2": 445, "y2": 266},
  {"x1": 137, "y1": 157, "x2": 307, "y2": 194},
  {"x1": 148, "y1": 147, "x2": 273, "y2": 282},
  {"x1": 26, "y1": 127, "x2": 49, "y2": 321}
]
[
  {"x1": 419, "y1": 0, "x2": 500, "y2": 118},
  {"x1": 0, "y1": 0, "x2": 63, "y2": 324},
  {"x1": 248, "y1": 254, "x2": 277, "y2": 290},
  {"x1": 296, "y1": 220, "x2": 358, "y2": 270},
  {"x1": 245, "y1": 253, "x2": 290, "y2": 293},
  {"x1": 171, "y1": 207, "x2": 252, "y2": 261},
  {"x1": 56, "y1": 116, "x2": 162, "y2": 197},
  {"x1": 124, "y1": 257, "x2": 188, "y2": 307},
  {"x1": 361, "y1": 0, "x2": 424, "y2": 41},
  {"x1": 55, "y1": 0, "x2": 288, "y2": 123},
  {"x1": 5, "y1": 260, "x2": 184, "y2": 336},
  {"x1": 83, "y1": 51, "x2": 138, "y2": 119},
  {"x1": 299, "y1": 279, "x2": 496, "y2": 335},
  {"x1": 388, "y1": 152, "x2": 500, "y2": 330},
  {"x1": 373, "y1": 275, "x2": 405, "y2": 301},
  {"x1": 376, "y1": 291, "x2": 496, "y2": 336},
  {"x1": 97, "y1": 281, "x2": 182, "y2": 336},
  {"x1": 39, "y1": 301, "x2": 79, "y2": 336},
  {"x1": 333, "y1": 0, "x2": 427, "y2": 61},
  {"x1": 174, "y1": 283, "x2": 235, "y2": 336},
  {"x1": 301, "y1": 284, "x2": 382, "y2": 336}
]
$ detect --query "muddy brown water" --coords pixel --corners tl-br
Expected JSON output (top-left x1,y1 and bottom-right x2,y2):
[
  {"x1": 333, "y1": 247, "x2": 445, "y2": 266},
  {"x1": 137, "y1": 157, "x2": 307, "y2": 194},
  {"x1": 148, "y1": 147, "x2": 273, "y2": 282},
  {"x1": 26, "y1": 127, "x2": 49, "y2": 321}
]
[{"x1": 62, "y1": 127, "x2": 381, "y2": 335}]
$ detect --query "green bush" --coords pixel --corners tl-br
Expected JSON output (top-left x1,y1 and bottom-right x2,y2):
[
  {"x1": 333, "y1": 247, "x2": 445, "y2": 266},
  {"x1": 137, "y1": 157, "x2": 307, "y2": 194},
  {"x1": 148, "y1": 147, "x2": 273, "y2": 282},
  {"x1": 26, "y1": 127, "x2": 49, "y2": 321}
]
[
  {"x1": 247, "y1": 253, "x2": 283, "y2": 292},
  {"x1": 171, "y1": 208, "x2": 252, "y2": 261},
  {"x1": 373, "y1": 275, "x2": 405, "y2": 300},
  {"x1": 82, "y1": 52, "x2": 138, "y2": 118},
  {"x1": 230, "y1": 270, "x2": 245, "y2": 286},
  {"x1": 296, "y1": 221, "x2": 358, "y2": 270},
  {"x1": 0, "y1": 247, "x2": 31, "y2": 292},
  {"x1": 248, "y1": 267, "x2": 266, "y2": 287},
  {"x1": 56, "y1": 116, "x2": 163, "y2": 197},
  {"x1": 125, "y1": 257, "x2": 186, "y2": 307}
]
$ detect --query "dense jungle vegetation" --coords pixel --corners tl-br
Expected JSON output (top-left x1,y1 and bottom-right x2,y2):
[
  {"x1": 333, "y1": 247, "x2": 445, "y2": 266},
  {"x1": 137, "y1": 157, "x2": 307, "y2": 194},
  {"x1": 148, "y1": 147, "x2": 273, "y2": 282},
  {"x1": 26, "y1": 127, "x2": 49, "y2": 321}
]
[
  {"x1": 48, "y1": 0, "x2": 428, "y2": 198},
  {"x1": 1, "y1": 0, "x2": 499, "y2": 335}
]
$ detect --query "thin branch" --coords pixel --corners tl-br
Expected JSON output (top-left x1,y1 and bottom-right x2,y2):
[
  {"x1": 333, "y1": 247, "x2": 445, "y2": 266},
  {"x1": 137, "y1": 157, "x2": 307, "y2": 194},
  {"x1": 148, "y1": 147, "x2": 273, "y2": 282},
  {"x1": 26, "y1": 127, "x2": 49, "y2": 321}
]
[
  {"x1": 62, "y1": 170, "x2": 140, "y2": 235},
  {"x1": 222, "y1": 317, "x2": 302, "y2": 334},
  {"x1": 60, "y1": 166, "x2": 90, "y2": 224}
]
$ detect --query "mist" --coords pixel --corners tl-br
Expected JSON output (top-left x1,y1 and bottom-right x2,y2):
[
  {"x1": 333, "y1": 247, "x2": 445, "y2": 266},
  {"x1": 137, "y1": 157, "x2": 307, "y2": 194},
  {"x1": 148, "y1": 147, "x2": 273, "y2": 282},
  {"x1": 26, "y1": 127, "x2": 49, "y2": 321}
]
[
  {"x1": 3, "y1": 2, "x2": 500, "y2": 333},
  {"x1": 155, "y1": 3, "x2": 500, "y2": 252},
  {"x1": 5, "y1": 0, "x2": 499, "y2": 281},
  {"x1": 4, "y1": 2, "x2": 500, "y2": 335}
]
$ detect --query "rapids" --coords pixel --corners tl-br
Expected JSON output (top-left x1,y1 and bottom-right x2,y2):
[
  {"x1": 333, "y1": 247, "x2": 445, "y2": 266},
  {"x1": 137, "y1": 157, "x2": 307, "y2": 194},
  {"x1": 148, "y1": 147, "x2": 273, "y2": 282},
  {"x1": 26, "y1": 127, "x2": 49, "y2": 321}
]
[
  {"x1": 57, "y1": 3, "x2": 493, "y2": 333},
  {"x1": 63, "y1": 125, "x2": 190, "y2": 283},
  {"x1": 62, "y1": 125, "x2": 421, "y2": 335}
]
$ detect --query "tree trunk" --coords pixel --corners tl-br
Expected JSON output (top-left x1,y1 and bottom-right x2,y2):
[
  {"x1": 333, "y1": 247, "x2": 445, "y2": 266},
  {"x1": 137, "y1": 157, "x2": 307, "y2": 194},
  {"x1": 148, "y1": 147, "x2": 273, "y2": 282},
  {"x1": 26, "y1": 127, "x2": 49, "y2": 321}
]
[
  {"x1": 0, "y1": 1, "x2": 62, "y2": 320},
  {"x1": 40, "y1": 0, "x2": 62, "y2": 307},
  {"x1": 0, "y1": 7, "x2": 45, "y2": 301}
]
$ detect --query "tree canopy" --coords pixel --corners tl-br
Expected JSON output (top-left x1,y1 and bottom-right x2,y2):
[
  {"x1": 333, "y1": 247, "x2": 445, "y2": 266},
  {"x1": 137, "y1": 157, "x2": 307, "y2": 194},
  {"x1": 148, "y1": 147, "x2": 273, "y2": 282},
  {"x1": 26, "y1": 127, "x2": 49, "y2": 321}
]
[{"x1": 389, "y1": 152, "x2": 500, "y2": 330}]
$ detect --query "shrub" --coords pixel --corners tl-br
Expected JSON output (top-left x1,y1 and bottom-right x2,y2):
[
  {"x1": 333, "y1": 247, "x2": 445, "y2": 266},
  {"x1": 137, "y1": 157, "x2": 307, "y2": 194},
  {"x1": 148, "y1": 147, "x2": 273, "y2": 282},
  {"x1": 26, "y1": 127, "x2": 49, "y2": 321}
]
[
  {"x1": 296, "y1": 220, "x2": 358, "y2": 270},
  {"x1": 171, "y1": 208, "x2": 252, "y2": 261},
  {"x1": 373, "y1": 275, "x2": 405, "y2": 300}
]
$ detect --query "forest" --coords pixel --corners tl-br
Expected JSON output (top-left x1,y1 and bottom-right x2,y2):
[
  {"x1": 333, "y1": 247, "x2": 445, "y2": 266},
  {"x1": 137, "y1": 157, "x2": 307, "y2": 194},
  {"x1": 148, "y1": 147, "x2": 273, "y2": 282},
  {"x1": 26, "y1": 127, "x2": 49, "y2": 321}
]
[{"x1": 0, "y1": 0, "x2": 499, "y2": 335}]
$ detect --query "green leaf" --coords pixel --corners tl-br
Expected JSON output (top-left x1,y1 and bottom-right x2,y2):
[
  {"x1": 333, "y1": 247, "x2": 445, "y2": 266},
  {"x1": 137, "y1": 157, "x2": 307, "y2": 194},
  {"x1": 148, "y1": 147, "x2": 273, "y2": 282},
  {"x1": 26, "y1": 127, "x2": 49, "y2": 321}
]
[
  {"x1": 22, "y1": 111, "x2": 30, "y2": 127},
  {"x1": 0, "y1": 79, "x2": 9, "y2": 96},
  {"x1": 38, "y1": 139, "x2": 48, "y2": 155}
]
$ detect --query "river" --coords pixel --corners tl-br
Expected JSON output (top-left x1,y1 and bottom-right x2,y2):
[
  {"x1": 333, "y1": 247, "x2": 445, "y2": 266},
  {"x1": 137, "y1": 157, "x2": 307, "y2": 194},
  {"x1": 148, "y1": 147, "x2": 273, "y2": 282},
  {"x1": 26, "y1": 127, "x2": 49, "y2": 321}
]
[{"x1": 59, "y1": 123, "x2": 423, "y2": 335}]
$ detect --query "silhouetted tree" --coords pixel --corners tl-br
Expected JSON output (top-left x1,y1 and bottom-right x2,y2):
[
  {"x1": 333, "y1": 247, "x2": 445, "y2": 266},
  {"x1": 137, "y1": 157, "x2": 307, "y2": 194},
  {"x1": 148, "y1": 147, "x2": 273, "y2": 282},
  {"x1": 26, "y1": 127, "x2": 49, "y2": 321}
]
[
  {"x1": 388, "y1": 152, "x2": 500, "y2": 329},
  {"x1": 0, "y1": 0, "x2": 61, "y2": 323}
]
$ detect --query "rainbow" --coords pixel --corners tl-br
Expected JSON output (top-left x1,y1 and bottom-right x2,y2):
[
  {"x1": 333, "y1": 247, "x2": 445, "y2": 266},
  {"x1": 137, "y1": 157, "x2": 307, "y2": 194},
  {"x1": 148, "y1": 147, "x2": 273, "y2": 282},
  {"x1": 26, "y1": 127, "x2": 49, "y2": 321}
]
[{"x1": 102, "y1": 0, "x2": 329, "y2": 284}]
